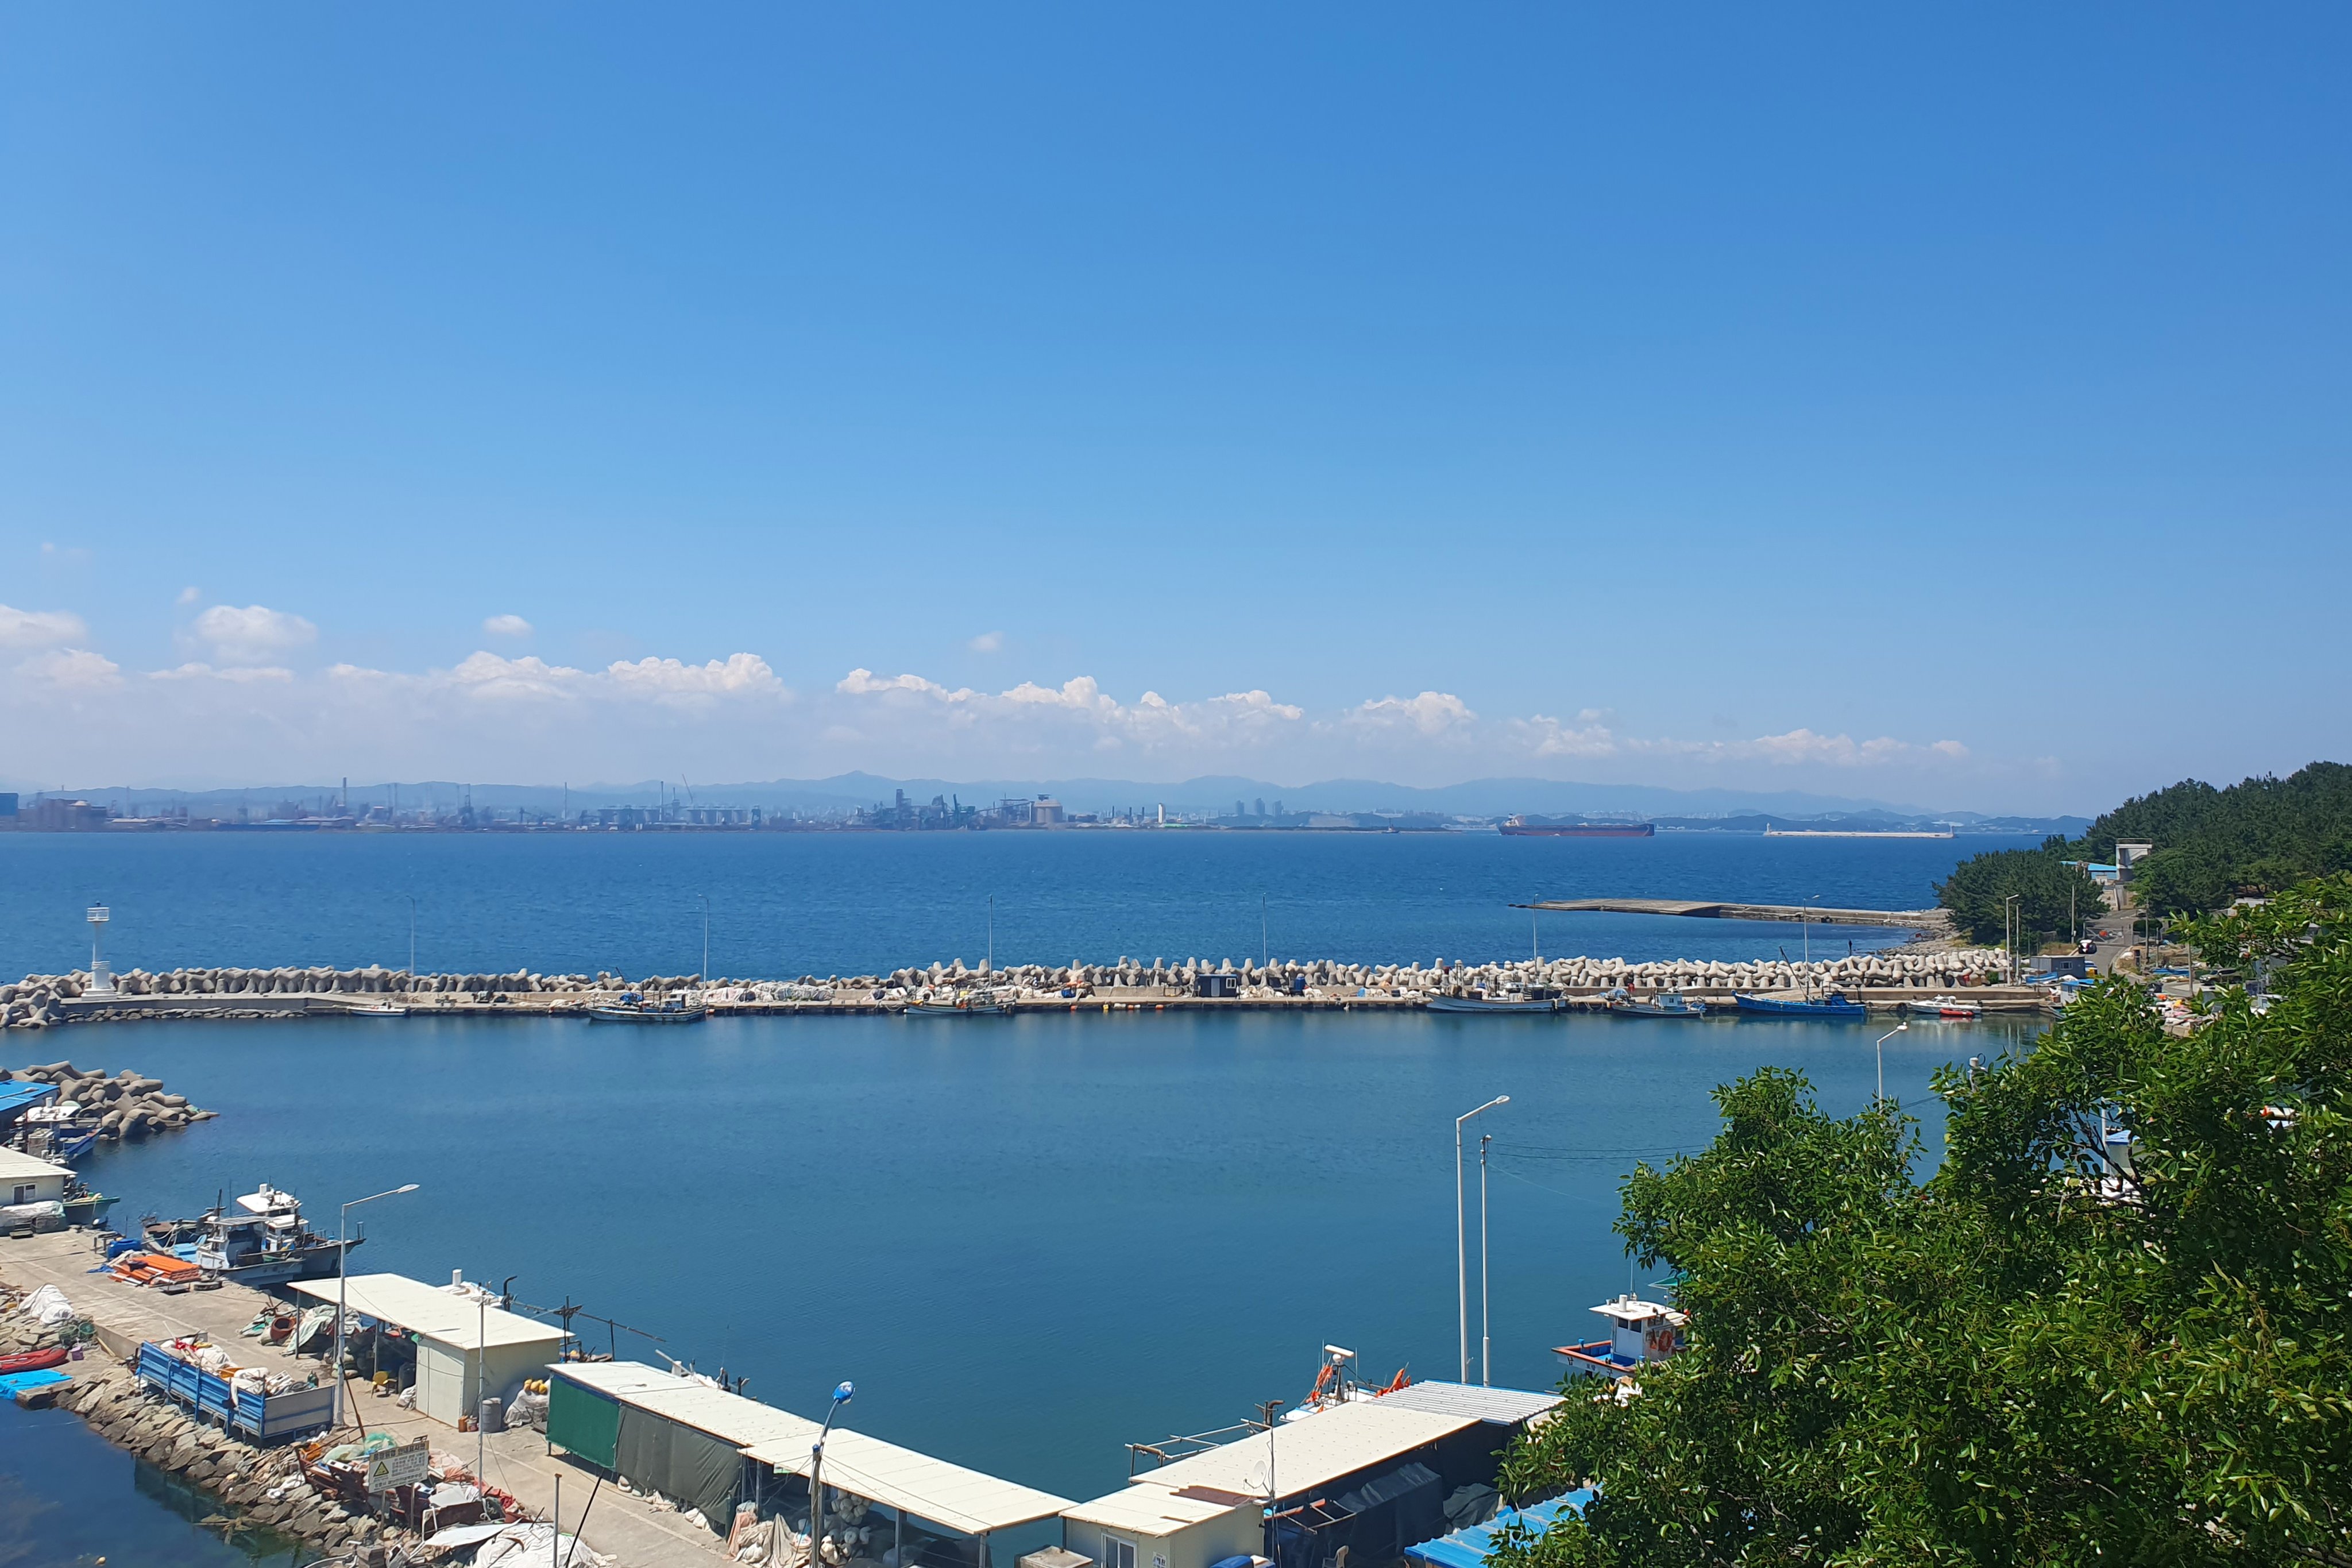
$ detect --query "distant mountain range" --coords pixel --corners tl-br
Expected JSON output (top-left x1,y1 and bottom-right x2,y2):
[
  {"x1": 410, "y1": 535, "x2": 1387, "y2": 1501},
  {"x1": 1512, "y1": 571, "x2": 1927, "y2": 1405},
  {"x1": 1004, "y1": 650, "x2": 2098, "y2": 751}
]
[{"x1": 38, "y1": 771, "x2": 2091, "y2": 835}]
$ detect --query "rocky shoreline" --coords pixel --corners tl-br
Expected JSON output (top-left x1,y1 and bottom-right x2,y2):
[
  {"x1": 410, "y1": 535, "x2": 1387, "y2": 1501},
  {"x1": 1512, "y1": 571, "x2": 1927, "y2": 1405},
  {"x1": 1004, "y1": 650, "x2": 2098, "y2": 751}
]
[
  {"x1": 0, "y1": 1306, "x2": 385, "y2": 1558},
  {"x1": 5, "y1": 945, "x2": 2034, "y2": 1028}
]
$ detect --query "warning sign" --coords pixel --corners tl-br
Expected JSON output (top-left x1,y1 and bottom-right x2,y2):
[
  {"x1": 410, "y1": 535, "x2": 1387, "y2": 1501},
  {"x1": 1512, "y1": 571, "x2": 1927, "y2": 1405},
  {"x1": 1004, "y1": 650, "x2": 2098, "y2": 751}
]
[{"x1": 366, "y1": 1440, "x2": 430, "y2": 1492}]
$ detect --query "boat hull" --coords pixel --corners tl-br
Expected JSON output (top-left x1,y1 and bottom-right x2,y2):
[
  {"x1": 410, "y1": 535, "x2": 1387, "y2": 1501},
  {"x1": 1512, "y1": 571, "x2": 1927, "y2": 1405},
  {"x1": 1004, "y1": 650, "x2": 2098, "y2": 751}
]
[
  {"x1": 906, "y1": 1001, "x2": 1014, "y2": 1016},
  {"x1": 0, "y1": 1347, "x2": 69, "y2": 1375},
  {"x1": 1426, "y1": 995, "x2": 1561, "y2": 1013},
  {"x1": 1735, "y1": 994, "x2": 1868, "y2": 1018},
  {"x1": 588, "y1": 1005, "x2": 708, "y2": 1024},
  {"x1": 1611, "y1": 1004, "x2": 1709, "y2": 1019},
  {"x1": 199, "y1": 1242, "x2": 356, "y2": 1285}
]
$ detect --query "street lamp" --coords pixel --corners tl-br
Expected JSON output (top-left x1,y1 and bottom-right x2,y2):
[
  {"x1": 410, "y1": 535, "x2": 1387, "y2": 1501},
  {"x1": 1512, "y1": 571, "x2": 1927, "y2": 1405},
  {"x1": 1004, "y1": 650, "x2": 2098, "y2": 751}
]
[
  {"x1": 335, "y1": 1183, "x2": 419, "y2": 1431},
  {"x1": 1874, "y1": 1023, "x2": 1907, "y2": 1104},
  {"x1": 1454, "y1": 1095, "x2": 1509, "y2": 1381},
  {"x1": 808, "y1": 1380, "x2": 855, "y2": 1566},
  {"x1": 1478, "y1": 1133, "x2": 1494, "y2": 1386}
]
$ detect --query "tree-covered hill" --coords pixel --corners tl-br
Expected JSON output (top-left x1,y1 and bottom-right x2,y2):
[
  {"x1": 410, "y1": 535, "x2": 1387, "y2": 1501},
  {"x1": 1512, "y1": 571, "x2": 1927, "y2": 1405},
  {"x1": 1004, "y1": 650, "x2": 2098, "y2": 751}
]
[{"x1": 1936, "y1": 762, "x2": 2352, "y2": 936}]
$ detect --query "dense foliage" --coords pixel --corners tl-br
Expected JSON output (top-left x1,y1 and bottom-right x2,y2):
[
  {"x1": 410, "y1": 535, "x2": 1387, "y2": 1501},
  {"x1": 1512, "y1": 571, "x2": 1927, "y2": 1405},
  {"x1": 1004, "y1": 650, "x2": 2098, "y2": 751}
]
[
  {"x1": 1489, "y1": 880, "x2": 2352, "y2": 1566},
  {"x1": 1933, "y1": 837, "x2": 2104, "y2": 947},
  {"x1": 2084, "y1": 763, "x2": 2352, "y2": 916}
]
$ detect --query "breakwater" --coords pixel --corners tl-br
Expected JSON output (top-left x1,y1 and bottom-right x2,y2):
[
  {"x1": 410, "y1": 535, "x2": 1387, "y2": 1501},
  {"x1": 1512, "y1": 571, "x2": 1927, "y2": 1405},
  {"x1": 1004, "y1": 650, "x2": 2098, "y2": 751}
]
[{"x1": 5, "y1": 944, "x2": 2043, "y2": 1028}]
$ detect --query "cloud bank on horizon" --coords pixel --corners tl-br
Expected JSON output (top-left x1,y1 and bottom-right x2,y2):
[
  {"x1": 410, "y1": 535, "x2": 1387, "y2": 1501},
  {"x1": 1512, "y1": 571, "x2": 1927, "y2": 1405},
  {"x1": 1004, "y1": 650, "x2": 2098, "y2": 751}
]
[{"x1": 0, "y1": 597, "x2": 2004, "y2": 800}]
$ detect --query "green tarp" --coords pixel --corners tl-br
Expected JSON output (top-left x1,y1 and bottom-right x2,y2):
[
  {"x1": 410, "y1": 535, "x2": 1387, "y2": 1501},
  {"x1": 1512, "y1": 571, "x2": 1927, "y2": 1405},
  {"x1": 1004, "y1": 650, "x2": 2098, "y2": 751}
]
[
  {"x1": 547, "y1": 1378, "x2": 621, "y2": 1470},
  {"x1": 614, "y1": 1403, "x2": 744, "y2": 1525}
]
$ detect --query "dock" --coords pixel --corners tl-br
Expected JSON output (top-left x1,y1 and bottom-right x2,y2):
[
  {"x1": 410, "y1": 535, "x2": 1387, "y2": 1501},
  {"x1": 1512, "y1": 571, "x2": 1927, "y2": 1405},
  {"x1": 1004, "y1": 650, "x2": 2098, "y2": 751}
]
[
  {"x1": 0, "y1": 1231, "x2": 731, "y2": 1567},
  {"x1": 1515, "y1": 898, "x2": 1952, "y2": 933}
]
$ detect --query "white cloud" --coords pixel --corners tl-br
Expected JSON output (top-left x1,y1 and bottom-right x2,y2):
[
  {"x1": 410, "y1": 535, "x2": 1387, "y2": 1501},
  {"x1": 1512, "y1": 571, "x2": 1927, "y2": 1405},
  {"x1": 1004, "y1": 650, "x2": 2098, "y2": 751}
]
[
  {"x1": 191, "y1": 604, "x2": 318, "y2": 663},
  {"x1": 0, "y1": 604, "x2": 88, "y2": 648},
  {"x1": 176, "y1": 586, "x2": 202, "y2": 606},
  {"x1": 1344, "y1": 691, "x2": 1478, "y2": 737},
  {"x1": 483, "y1": 614, "x2": 534, "y2": 638},
  {"x1": 968, "y1": 631, "x2": 1004, "y2": 654},
  {"x1": 150, "y1": 662, "x2": 295, "y2": 683},
  {"x1": 16, "y1": 647, "x2": 122, "y2": 690},
  {"x1": 833, "y1": 669, "x2": 1304, "y2": 753}
]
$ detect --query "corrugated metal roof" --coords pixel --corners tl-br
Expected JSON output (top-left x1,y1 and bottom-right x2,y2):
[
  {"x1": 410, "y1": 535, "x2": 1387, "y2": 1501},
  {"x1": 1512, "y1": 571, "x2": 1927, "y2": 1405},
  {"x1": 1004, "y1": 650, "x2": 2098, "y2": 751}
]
[
  {"x1": 1370, "y1": 1382, "x2": 1559, "y2": 1426},
  {"x1": 0, "y1": 1146, "x2": 72, "y2": 1180},
  {"x1": 746, "y1": 1428, "x2": 1075, "y2": 1536},
  {"x1": 1403, "y1": 1493, "x2": 1591, "y2": 1568},
  {"x1": 288, "y1": 1274, "x2": 567, "y2": 1350},
  {"x1": 1122, "y1": 1403, "x2": 1478, "y2": 1502},
  {"x1": 547, "y1": 1361, "x2": 822, "y2": 1449},
  {"x1": 0, "y1": 1082, "x2": 61, "y2": 1119},
  {"x1": 1062, "y1": 1485, "x2": 1253, "y2": 1534}
]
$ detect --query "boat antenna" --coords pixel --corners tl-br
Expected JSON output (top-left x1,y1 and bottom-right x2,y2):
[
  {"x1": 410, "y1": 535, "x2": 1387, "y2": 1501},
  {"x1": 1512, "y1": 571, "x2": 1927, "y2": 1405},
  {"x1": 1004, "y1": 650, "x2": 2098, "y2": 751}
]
[{"x1": 987, "y1": 894, "x2": 994, "y2": 978}]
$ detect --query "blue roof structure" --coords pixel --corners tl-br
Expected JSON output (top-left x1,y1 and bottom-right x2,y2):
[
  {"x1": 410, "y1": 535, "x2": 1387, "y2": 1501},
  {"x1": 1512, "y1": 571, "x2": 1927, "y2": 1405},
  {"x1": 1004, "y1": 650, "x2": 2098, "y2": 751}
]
[
  {"x1": 0, "y1": 1080, "x2": 60, "y2": 1124},
  {"x1": 1404, "y1": 1493, "x2": 1595, "y2": 1568}
]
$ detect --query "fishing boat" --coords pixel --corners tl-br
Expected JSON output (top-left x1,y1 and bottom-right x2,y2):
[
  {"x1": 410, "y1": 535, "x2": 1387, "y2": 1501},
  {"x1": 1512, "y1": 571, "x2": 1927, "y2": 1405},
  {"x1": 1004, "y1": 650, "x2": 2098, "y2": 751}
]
[
  {"x1": 1734, "y1": 991, "x2": 1868, "y2": 1019},
  {"x1": 1605, "y1": 988, "x2": 1710, "y2": 1019},
  {"x1": 1426, "y1": 984, "x2": 1562, "y2": 1014},
  {"x1": 1278, "y1": 1343, "x2": 1411, "y2": 1420},
  {"x1": 0, "y1": 1346, "x2": 70, "y2": 1375},
  {"x1": 61, "y1": 1177, "x2": 118, "y2": 1229},
  {"x1": 1904, "y1": 995, "x2": 1982, "y2": 1020},
  {"x1": 345, "y1": 1002, "x2": 410, "y2": 1017},
  {"x1": 14, "y1": 1102, "x2": 102, "y2": 1165},
  {"x1": 588, "y1": 993, "x2": 708, "y2": 1024},
  {"x1": 193, "y1": 1184, "x2": 359, "y2": 1285},
  {"x1": 906, "y1": 987, "x2": 1016, "y2": 1016}
]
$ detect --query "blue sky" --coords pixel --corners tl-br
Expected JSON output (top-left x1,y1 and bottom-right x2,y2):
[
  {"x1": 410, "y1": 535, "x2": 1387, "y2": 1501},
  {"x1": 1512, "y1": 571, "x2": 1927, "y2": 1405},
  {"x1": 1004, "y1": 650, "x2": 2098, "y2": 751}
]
[{"x1": 2, "y1": 5, "x2": 2346, "y2": 812}]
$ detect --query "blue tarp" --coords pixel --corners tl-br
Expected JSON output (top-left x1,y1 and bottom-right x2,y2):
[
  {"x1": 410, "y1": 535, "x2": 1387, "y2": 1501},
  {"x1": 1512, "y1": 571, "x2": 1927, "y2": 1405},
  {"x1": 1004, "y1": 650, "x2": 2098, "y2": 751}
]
[
  {"x1": 0, "y1": 1369, "x2": 72, "y2": 1396},
  {"x1": 0, "y1": 1081, "x2": 61, "y2": 1123},
  {"x1": 1405, "y1": 1493, "x2": 1595, "y2": 1568}
]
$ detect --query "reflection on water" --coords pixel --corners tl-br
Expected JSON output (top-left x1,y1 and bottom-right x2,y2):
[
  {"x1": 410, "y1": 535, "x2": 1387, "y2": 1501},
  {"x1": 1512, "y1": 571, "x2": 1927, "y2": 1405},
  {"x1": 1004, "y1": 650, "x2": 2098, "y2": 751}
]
[{"x1": 0, "y1": 1404, "x2": 298, "y2": 1568}]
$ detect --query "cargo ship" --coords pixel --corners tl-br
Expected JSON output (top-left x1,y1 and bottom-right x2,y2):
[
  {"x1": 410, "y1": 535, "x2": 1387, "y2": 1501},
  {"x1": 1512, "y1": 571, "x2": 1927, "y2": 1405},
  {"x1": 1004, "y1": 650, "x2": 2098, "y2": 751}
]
[{"x1": 1498, "y1": 817, "x2": 1655, "y2": 838}]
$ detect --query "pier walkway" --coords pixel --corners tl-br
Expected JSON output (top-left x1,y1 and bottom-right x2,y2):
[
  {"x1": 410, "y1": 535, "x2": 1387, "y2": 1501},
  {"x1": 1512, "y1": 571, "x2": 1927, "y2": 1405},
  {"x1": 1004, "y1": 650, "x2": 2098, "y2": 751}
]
[
  {"x1": 1516, "y1": 898, "x2": 1953, "y2": 932},
  {"x1": 0, "y1": 1230, "x2": 728, "y2": 1568}
]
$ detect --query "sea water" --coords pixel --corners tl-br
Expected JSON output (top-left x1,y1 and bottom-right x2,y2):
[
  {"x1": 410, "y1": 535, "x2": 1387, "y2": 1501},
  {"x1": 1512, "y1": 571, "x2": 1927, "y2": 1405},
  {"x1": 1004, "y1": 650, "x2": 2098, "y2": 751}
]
[
  {"x1": 53, "y1": 1007, "x2": 2033, "y2": 1503},
  {"x1": 0, "y1": 830, "x2": 2031, "y2": 978},
  {"x1": 1, "y1": 830, "x2": 2038, "y2": 1545}
]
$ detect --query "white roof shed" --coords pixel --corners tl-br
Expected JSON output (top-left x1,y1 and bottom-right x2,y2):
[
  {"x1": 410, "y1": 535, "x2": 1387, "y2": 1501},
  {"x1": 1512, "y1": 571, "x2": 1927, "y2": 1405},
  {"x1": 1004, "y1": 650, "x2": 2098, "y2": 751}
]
[
  {"x1": 291, "y1": 1272, "x2": 566, "y2": 1428},
  {"x1": 747, "y1": 1428, "x2": 1076, "y2": 1537}
]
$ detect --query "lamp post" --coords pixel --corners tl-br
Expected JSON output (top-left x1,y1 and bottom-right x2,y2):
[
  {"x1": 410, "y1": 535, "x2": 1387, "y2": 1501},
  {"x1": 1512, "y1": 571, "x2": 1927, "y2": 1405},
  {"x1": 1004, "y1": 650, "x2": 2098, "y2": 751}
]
[
  {"x1": 1874, "y1": 1023, "x2": 1908, "y2": 1104},
  {"x1": 335, "y1": 1183, "x2": 418, "y2": 1431},
  {"x1": 1479, "y1": 1132, "x2": 1493, "y2": 1386},
  {"x1": 807, "y1": 1380, "x2": 855, "y2": 1568},
  {"x1": 1454, "y1": 1095, "x2": 1509, "y2": 1381}
]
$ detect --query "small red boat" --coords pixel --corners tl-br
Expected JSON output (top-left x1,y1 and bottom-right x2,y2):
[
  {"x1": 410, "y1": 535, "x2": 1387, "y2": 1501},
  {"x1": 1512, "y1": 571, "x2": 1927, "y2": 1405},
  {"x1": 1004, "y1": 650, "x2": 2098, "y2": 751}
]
[{"x1": 0, "y1": 1346, "x2": 69, "y2": 1374}]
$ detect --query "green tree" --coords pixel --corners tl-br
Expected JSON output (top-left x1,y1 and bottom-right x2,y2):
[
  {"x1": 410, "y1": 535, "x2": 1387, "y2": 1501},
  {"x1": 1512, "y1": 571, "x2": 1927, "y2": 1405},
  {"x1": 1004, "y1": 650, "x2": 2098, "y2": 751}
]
[
  {"x1": 1934, "y1": 838, "x2": 2102, "y2": 947},
  {"x1": 1490, "y1": 880, "x2": 2352, "y2": 1566}
]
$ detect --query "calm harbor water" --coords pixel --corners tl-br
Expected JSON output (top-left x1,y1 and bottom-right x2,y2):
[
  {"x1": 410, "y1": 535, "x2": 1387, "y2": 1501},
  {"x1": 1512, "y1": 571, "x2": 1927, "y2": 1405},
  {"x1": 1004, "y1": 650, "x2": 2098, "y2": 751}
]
[
  {"x1": 0, "y1": 1397, "x2": 298, "y2": 1567},
  {"x1": 38, "y1": 1006, "x2": 2036, "y2": 1504},
  {"x1": 0, "y1": 830, "x2": 2031, "y2": 979}
]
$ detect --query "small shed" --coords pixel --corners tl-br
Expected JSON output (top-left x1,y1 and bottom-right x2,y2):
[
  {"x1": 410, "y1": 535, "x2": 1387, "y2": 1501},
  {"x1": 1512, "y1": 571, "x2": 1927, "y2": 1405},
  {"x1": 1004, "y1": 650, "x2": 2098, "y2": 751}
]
[
  {"x1": 289, "y1": 1273, "x2": 566, "y2": 1427},
  {"x1": 1063, "y1": 1482, "x2": 1262, "y2": 1568},
  {"x1": 0, "y1": 1146, "x2": 72, "y2": 1208},
  {"x1": 546, "y1": 1360, "x2": 820, "y2": 1525},
  {"x1": 747, "y1": 1424, "x2": 1075, "y2": 1568}
]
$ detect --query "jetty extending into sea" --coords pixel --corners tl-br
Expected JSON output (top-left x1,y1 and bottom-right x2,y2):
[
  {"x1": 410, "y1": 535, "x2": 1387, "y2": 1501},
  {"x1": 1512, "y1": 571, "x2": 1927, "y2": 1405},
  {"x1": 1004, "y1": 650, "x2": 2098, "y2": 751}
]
[{"x1": 3, "y1": 936, "x2": 2059, "y2": 1028}]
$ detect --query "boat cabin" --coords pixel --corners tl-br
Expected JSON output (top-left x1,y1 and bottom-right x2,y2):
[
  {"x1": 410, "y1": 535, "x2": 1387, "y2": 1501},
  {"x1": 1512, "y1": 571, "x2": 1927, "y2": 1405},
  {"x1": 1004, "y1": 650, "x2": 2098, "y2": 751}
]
[{"x1": 1554, "y1": 1294, "x2": 1685, "y2": 1379}]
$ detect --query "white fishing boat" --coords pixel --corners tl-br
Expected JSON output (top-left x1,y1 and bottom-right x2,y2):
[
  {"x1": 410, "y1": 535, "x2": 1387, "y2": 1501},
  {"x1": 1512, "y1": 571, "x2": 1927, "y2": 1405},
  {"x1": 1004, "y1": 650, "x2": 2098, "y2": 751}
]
[
  {"x1": 1904, "y1": 995, "x2": 1982, "y2": 1020},
  {"x1": 905, "y1": 986, "x2": 1015, "y2": 1016},
  {"x1": 588, "y1": 993, "x2": 708, "y2": 1024},
  {"x1": 194, "y1": 1184, "x2": 358, "y2": 1285},
  {"x1": 1605, "y1": 988, "x2": 1711, "y2": 1019},
  {"x1": 1426, "y1": 986, "x2": 1562, "y2": 1014},
  {"x1": 345, "y1": 1002, "x2": 409, "y2": 1017}
]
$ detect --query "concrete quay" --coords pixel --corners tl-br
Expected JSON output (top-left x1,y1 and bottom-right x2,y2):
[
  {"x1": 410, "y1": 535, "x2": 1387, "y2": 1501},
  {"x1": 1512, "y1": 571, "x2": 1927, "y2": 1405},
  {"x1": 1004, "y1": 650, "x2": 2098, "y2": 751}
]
[{"x1": 0, "y1": 1229, "x2": 729, "y2": 1567}]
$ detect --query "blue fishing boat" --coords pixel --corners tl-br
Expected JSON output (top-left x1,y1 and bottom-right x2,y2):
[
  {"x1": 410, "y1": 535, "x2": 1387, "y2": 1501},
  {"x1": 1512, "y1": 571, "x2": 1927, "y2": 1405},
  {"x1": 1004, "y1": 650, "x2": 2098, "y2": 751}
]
[
  {"x1": 1733, "y1": 991, "x2": 1867, "y2": 1019},
  {"x1": 1426, "y1": 985, "x2": 1562, "y2": 1014}
]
